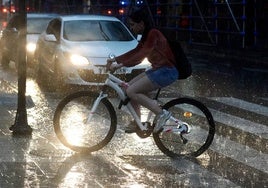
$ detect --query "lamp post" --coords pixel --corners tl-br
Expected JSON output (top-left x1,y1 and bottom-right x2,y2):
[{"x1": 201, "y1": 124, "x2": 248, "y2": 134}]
[{"x1": 9, "y1": 0, "x2": 32, "y2": 135}]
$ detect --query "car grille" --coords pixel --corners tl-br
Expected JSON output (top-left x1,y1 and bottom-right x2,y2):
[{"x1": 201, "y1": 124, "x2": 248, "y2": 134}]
[
  {"x1": 78, "y1": 69, "x2": 106, "y2": 83},
  {"x1": 78, "y1": 69, "x2": 145, "y2": 83}
]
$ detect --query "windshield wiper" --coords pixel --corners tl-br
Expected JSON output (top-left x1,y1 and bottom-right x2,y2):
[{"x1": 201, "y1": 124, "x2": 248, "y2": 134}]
[{"x1": 98, "y1": 22, "x2": 110, "y2": 41}]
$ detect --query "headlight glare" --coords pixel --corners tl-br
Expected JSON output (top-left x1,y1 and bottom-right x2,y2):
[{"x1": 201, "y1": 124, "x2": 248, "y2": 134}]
[
  {"x1": 70, "y1": 54, "x2": 89, "y2": 66},
  {"x1": 26, "y1": 43, "x2": 36, "y2": 53}
]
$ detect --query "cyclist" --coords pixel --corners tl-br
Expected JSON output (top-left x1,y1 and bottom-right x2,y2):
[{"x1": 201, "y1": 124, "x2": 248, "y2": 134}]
[{"x1": 107, "y1": 8, "x2": 178, "y2": 133}]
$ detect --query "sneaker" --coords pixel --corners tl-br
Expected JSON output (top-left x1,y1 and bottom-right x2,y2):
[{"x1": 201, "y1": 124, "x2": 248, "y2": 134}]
[
  {"x1": 124, "y1": 120, "x2": 138, "y2": 133},
  {"x1": 153, "y1": 110, "x2": 171, "y2": 133}
]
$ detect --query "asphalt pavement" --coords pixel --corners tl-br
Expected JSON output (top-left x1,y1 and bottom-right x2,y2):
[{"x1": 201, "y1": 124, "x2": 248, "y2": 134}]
[{"x1": 0, "y1": 49, "x2": 267, "y2": 187}]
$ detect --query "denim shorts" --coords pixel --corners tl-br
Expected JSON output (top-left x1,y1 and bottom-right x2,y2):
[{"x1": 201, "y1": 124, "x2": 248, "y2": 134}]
[{"x1": 146, "y1": 66, "x2": 178, "y2": 87}]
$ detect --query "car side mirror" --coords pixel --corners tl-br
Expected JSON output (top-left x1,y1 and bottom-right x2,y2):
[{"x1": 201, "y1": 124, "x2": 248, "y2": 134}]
[{"x1": 44, "y1": 34, "x2": 57, "y2": 42}]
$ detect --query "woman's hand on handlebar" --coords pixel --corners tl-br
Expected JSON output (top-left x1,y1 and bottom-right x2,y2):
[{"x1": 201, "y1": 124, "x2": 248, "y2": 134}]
[{"x1": 106, "y1": 58, "x2": 114, "y2": 72}]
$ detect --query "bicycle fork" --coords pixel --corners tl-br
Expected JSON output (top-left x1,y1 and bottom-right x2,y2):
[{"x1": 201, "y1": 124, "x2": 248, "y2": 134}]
[{"x1": 85, "y1": 91, "x2": 107, "y2": 124}]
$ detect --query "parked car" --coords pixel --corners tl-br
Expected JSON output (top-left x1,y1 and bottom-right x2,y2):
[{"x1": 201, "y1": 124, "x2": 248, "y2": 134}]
[
  {"x1": 0, "y1": 13, "x2": 58, "y2": 68},
  {"x1": 34, "y1": 15, "x2": 150, "y2": 88}
]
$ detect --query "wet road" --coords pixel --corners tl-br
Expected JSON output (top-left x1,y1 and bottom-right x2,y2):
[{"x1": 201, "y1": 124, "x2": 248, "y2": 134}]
[{"x1": 0, "y1": 62, "x2": 267, "y2": 187}]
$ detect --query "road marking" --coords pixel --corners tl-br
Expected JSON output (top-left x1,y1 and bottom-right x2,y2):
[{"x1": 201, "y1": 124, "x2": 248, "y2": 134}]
[
  {"x1": 209, "y1": 108, "x2": 268, "y2": 139},
  {"x1": 211, "y1": 133, "x2": 268, "y2": 174},
  {"x1": 160, "y1": 97, "x2": 268, "y2": 139},
  {"x1": 115, "y1": 97, "x2": 268, "y2": 174},
  {"x1": 261, "y1": 97, "x2": 268, "y2": 102},
  {"x1": 210, "y1": 97, "x2": 268, "y2": 116}
]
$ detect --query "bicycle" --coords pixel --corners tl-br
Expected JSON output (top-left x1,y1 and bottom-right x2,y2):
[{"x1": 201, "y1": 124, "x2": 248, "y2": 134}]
[{"x1": 53, "y1": 63, "x2": 215, "y2": 158}]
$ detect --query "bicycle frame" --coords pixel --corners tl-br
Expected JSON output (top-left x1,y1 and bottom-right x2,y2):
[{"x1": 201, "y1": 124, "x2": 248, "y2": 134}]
[
  {"x1": 87, "y1": 71, "x2": 189, "y2": 134},
  {"x1": 88, "y1": 73, "x2": 148, "y2": 131}
]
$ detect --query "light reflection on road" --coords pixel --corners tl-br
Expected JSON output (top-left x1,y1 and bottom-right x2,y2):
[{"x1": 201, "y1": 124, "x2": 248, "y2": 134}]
[{"x1": 0, "y1": 65, "x2": 267, "y2": 187}]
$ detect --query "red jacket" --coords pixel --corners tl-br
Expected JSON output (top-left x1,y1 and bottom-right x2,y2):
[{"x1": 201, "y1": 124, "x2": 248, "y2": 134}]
[{"x1": 115, "y1": 29, "x2": 175, "y2": 69}]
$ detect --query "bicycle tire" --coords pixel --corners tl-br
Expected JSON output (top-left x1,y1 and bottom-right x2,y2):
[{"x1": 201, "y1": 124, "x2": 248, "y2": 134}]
[
  {"x1": 153, "y1": 98, "x2": 215, "y2": 157},
  {"x1": 53, "y1": 91, "x2": 117, "y2": 153}
]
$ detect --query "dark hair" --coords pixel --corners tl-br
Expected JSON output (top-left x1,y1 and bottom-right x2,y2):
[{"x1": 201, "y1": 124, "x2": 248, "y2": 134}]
[{"x1": 129, "y1": 7, "x2": 154, "y2": 42}]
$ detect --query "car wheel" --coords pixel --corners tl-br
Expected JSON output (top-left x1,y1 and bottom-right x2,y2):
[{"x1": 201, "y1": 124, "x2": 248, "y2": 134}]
[
  {"x1": 51, "y1": 61, "x2": 66, "y2": 91},
  {"x1": 35, "y1": 55, "x2": 44, "y2": 81},
  {"x1": 36, "y1": 64, "x2": 45, "y2": 82},
  {"x1": 35, "y1": 57, "x2": 53, "y2": 91}
]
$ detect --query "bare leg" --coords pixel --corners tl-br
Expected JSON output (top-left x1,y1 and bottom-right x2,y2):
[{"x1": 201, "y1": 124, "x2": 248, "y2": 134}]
[
  {"x1": 128, "y1": 72, "x2": 146, "y2": 85},
  {"x1": 127, "y1": 72, "x2": 147, "y2": 117},
  {"x1": 126, "y1": 73, "x2": 162, "y2": 115}
]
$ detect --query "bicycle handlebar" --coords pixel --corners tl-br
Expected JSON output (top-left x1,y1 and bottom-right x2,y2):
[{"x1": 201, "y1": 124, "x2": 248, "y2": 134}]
[{"x1": 106, "y1": 54, "x2": 117, "y2": 74}]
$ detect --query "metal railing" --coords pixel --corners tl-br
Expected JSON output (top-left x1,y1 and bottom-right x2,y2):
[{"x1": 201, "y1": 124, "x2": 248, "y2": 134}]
[{"x1": 7, "y1": 0, "x2": 265, "y2": 49}]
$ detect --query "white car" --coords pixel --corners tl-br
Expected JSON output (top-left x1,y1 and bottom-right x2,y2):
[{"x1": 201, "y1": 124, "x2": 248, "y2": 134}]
[
  {"x1": 0, "y1": 13, "x2": 57, "y2": 68},
  {"x1": 35, "y1": 15, "x2": 150, "y2": 87}
]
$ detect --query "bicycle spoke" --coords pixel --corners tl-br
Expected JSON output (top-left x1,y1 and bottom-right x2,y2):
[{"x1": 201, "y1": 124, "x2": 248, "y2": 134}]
[
  {"x1": 54, "y1": 91, "x2": 116, "y2": 153},
  {"x1": 153, "y1": 98, "x2": 215, "y2": 157}
]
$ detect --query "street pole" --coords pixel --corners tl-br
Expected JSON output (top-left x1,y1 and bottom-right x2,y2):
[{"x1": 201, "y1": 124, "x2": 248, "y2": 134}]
[{"x1": 9, "y1": 0, "x2": 32, "y2": 135}]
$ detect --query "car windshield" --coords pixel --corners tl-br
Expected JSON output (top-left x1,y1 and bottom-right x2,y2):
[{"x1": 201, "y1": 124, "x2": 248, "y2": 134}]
[
  {"x1": 27, "y1": 18, "x2": 53, "y2": 34},
  {"x1": 63, "y1": 20, "x2": 134, "y2": 41}
]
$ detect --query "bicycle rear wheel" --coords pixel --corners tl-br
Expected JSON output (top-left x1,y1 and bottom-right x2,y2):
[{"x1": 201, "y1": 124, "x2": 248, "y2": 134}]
[
  {"x1": 53, "y1": 91, "x2": 117, "y2": 153},
  {"x1": 153, "y1": 98, "x2": 215, "y2": 157}
]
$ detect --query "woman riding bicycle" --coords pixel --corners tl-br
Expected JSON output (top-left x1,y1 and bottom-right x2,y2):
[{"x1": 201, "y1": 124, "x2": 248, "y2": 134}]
[{"x1": 106, "y1": 8, "x2": 178, "y2": 133}]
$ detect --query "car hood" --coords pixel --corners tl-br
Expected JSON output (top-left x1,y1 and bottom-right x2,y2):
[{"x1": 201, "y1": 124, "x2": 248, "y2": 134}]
[{"x1": 61, "y1": 40, "x2": 138, "y2": 65}]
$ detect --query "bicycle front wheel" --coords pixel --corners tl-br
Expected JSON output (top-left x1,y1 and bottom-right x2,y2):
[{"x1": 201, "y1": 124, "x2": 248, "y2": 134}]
[
  {"x1": 53, "y1": 91, "x2": 117, "y2": 153},
  {"x1": 153, "y1": 98, "x2": 215, "y2": 157}
]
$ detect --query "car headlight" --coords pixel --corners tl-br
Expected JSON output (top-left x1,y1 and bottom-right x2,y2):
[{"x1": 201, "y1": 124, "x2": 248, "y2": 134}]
[
  {"x1": 70, "y1": 54, "x2": 90, "y2": 66},
  {"x1": 26, "y1": 43, "x2": 36, "y2": 53}
]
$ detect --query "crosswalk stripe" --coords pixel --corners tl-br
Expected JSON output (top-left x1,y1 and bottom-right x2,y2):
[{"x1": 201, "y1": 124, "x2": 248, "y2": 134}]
[
  {"x1": 209, "y1": 108, "x2": 268, "y2": 139},
  {"x1": 206, "y1": 97, "x2": 268, "y2": 174},
  {"x1": 210, "y1": 97, "x2": 268, "y2": 116},
  {"x1": 159, "y1": 97, "x2": 268, "y2": 139},
  {"x1": 170, "y1": 157, "x2": 239, "y2": 187},
  {"x1": 117, "y1": 97, "x2": 268, "y2": 173},
  {"x1": 211, "y1": 133, "x2": 268, "y2": 174}
]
